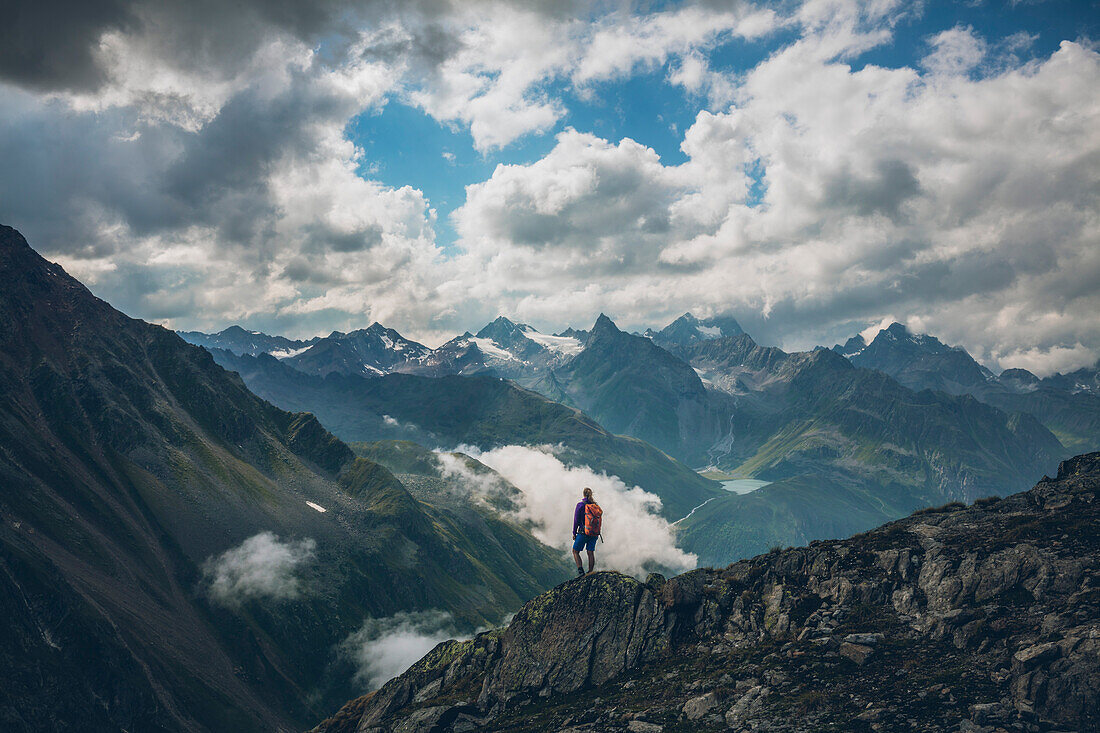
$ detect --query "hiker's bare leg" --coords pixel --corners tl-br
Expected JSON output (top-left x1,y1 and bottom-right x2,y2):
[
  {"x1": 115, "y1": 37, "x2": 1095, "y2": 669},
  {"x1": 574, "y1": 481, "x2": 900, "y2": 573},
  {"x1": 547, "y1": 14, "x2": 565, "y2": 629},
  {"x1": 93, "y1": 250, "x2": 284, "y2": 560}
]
[
  {"x1": 586, "y1": 550, "x2": 595, "y2": 573},
  {"x1": 572, "y1": 549, "x2": 583, "y2": 570}
]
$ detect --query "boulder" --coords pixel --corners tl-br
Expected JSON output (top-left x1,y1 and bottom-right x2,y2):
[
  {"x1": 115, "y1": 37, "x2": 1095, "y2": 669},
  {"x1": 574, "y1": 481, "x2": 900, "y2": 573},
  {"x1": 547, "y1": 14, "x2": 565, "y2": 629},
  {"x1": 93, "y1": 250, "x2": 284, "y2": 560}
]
[
  {"x1": 1012, "y1": 642, "x2": 1060, "y2": 672},
  {"x1": 839, "y1": 642, "x2": 875, "y2": 665},
  {"x1": 682, "y1": 691, "x2": 720, "y2": 720},
  {"x1": 725, "y1": 685, "x2": 769, "y2": 727}
]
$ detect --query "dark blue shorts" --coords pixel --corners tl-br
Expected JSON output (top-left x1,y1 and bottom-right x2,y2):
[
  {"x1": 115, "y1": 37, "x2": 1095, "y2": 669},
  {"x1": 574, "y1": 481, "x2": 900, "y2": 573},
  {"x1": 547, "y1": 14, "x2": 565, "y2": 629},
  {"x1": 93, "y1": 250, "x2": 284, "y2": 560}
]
[{"x1": 573, "y1": 533, "x2": 597, "y2": 552}]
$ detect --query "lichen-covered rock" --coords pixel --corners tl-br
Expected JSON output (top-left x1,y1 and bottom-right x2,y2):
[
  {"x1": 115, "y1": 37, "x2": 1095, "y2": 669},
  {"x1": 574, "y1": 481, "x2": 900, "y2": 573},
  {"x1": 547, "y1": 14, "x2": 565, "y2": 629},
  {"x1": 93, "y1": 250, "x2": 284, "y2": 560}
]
[
  {"x1": 478, "y1": 572, "x2": 665, "y2": 708},
  {"x1": 682, "y1": 691, "x2": 720, "y2": 719}
]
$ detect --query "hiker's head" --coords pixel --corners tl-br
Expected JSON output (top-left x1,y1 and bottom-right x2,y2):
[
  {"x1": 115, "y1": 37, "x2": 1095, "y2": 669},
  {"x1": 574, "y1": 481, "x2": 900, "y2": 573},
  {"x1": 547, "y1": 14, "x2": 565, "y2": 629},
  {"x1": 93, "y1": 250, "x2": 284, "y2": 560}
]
[{"x1": 583, "y1": 487, "x2": 593, "y2": 500}]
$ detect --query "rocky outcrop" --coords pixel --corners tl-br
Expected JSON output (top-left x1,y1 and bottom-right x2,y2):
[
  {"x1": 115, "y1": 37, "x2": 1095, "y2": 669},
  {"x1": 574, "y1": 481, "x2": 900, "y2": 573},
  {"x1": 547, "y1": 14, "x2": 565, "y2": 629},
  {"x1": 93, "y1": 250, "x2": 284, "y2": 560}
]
[{"x1": 314, "y1": 453, "x2": 1100, "y2": 732}]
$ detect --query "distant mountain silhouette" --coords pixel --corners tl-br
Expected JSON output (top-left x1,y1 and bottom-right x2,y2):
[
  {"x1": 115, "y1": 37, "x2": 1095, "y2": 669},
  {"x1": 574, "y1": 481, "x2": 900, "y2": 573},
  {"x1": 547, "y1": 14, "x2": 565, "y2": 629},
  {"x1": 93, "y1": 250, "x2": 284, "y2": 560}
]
[{"x1": 834, "y1": 323, "x2": 1100, "y2": 453}]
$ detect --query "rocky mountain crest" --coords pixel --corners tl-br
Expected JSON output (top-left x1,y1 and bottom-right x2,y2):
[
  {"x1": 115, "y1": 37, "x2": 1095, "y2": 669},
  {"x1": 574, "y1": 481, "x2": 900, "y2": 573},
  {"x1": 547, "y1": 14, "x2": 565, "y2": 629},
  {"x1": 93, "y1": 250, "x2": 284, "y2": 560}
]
[{"x1": 316, "y1": 453, "x2": 1100, "y2": 732}]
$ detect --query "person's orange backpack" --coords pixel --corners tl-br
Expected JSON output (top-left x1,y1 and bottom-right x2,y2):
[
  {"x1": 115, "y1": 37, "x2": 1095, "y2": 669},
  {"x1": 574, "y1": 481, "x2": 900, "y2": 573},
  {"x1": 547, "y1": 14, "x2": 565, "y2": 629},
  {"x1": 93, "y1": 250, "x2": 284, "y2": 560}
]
[{"x1": 584, "y1": 502, "x2": 603, "y2": 537}]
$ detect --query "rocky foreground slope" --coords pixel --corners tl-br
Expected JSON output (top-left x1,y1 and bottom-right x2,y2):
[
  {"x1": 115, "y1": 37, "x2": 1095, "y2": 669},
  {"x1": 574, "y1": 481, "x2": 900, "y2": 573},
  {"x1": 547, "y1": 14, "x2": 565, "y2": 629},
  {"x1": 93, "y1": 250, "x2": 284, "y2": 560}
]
[{"x1": 315, "y1": 454, "x2": 1100, "y2": 732}]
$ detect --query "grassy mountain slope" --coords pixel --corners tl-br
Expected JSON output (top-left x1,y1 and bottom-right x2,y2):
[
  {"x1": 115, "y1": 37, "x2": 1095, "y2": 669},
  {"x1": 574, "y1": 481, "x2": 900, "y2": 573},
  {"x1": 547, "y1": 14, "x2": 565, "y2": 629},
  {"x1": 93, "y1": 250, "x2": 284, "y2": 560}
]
[
  {"x1": 676, "y1": 475, "x2": 907, "y2": 567},
  {"x1": 349, "y1": 440, "x2": 564, "y2": 589},
  {"x1": 0, "y1": 225, "x2": 562, "y2": 731},
  {"x1": 667, "y1": 337, "x2": 1065, "y2": 565}
]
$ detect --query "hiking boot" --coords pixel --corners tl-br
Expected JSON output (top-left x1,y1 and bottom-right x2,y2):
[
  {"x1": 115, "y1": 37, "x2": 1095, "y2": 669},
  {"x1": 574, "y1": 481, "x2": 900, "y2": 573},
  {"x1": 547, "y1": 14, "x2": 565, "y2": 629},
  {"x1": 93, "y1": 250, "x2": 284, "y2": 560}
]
[{"x1": 576, "y1": 566, "x2": 585, "y2": 577}]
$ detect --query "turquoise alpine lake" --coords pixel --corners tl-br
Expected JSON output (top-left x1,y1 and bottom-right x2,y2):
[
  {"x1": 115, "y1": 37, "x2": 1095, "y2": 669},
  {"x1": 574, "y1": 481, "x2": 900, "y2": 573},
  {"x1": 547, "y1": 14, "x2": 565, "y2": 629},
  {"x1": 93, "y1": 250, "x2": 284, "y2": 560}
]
[{"x1": 720, "y1": 479, "x2": 771, "y2": 494}]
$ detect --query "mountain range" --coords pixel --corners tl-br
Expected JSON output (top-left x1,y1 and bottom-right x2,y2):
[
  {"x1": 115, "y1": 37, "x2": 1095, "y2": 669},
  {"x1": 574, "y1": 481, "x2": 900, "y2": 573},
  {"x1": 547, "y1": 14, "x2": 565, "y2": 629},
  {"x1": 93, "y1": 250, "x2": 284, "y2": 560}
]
[
  {"x1": 194, "y1": 310, "x2": 1070, "y2": 565},
  {"x1": 205, "y1": 349, "x2": 720, "y2": 522},
  {"x1": 835, "y1": 322, "x2": 1100, "y2": 453},
  {"x1": 1, "y1": 219, "x2": 1096, "y2": 731}
]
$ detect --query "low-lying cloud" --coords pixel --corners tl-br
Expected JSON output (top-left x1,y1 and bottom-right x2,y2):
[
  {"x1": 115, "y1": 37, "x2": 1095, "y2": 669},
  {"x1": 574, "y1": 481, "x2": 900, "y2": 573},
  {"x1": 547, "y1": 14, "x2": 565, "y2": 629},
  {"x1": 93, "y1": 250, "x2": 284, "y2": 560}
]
[
  {"x1": 203, "y1": 531, "x2": 316, "y2": 608},
  {"x1": 442, "y1": 444, "x2": 697, "y2": 577},
  {"x1": 341, "y1": 610, "x2": 458, "y2": 691}
]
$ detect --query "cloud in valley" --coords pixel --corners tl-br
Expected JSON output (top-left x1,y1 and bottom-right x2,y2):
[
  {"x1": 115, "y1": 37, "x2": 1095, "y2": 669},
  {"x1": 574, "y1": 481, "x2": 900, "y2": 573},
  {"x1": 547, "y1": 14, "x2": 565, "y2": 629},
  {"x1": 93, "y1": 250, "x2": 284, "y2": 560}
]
[
  {"x1": 203, "y1": 532, "x2": 316, "y2": 608},
  {"x1": 441, "y1": 445, "x2": 697, "y2": 577},
  {"x1": 341, "y1": 609, "x2": 459, "y2": 690}
]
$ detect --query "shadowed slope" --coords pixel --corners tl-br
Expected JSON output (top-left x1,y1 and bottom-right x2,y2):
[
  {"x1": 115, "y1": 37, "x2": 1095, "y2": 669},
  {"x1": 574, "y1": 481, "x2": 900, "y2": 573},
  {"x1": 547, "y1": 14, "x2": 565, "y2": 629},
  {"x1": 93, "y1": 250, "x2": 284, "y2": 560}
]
[{"x1": 0, "y1": 225, "x2": 564, "y2": 731}]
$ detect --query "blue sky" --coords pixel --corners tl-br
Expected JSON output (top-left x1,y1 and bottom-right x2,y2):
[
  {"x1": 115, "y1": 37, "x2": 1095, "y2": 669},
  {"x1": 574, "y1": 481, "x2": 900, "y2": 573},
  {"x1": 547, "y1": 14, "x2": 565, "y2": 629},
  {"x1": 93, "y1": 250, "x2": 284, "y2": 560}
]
[
  {"x1": 350, "y1": 0, "x2": 1098, "y2": 253},
  {"x1": 0, "y1": 0, "x2": 1098, "y2": 373}
]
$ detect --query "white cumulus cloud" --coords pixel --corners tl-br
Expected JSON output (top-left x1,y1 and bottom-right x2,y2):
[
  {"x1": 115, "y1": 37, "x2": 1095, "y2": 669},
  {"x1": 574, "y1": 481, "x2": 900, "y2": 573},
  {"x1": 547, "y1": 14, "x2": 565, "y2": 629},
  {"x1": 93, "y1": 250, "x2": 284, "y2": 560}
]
[
  {"x1": 203, "y1": 532, "x2": 316, "y2": 608},
  {"x1": 341, "y1": 610, "x2": 458, "y2": 691},
  {"x1": 441, "y1": 445, "x2": 697, "y2": 577}
]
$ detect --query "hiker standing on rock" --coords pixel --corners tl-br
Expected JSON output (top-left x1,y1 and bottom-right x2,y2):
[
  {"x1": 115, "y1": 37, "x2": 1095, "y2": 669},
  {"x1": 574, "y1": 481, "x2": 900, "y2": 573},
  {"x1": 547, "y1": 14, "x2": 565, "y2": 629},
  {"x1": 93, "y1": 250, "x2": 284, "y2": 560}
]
[{"x1": 572, "y1": 487, "x2": 602, "y2": 576}]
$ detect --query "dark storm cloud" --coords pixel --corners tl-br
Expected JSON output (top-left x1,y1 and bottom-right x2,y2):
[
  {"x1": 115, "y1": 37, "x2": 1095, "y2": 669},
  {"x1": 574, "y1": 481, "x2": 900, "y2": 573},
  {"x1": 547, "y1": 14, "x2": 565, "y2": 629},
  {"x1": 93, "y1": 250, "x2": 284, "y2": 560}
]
[
  {"x1": 0, "y1": 0, "x2": 587, "y2": 92},
  {"x1": 1, "y1": 1, "x2": 137, "y2": 90},
  {"x1": 0, "y1": 0, "x2": 441, "y2": 92}
]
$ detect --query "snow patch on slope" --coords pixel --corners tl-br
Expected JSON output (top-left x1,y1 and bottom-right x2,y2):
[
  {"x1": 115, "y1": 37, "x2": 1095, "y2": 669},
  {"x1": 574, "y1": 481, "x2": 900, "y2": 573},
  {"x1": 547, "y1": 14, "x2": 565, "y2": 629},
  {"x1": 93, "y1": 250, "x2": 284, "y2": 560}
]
[
  {"x1": 524, "y1": 328, "x2": 584, "y2": 356},
  {"x1": 469, "y1": 337, "x2": 519, "y2": 361}
]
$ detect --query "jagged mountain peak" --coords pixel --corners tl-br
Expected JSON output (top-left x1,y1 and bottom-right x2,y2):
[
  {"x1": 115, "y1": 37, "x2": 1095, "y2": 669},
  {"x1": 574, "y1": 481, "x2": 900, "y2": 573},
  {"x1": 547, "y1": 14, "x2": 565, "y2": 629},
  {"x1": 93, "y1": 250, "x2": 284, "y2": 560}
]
[
  {"x1": 0, "y1": 223, "x2": 36, "y2": 259},
  {"x1": 591, "y1": 312, "x2": 620, "y2": 335},
  {"x1": 835, "y1": 321, "x2": 999, "y2": 395},
  {"x1": 280, "y1": 321, "x2": 432, "y2": 378},
  {"x1": 671, "y1": 311, "x2": 700, "y2": 325},
  {"x1": 484, "y1": 315, "x2": 519, "y2": 328},
  {"x1": 1000, "y1": 367, "x2": 1040, "y2": 384},
  {"x1": 475, "y1": 315, "x2": 529, "y2": 340},
  {"x1": 646, "y1": 311, "x2": 745, "y2": 347},
  {"x1": 833, "y1": 333, "x2": 868, "y2": 358},
  {"x1": 871, "y1": 322, "x2": 963, "y2": 355}
]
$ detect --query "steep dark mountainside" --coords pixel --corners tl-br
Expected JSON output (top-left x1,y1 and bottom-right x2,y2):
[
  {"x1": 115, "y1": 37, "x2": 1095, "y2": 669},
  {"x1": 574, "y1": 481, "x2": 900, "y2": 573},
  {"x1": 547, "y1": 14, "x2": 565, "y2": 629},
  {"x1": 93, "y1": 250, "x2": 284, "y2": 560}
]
[
  {"x1": 0, "y1": 225, "x2": 563, "y2": 732},
  {"x1": 315, "y1": 453, "x2": 1100, "y2": 733},
  {"x1": 178, "y1": 324, "x2": 317, "y2": 357},
  {"x1": 835, "y1": 323, "x2": 1100, "y2": 453},
  {"x1": 208, "y1": 350, "x2": 721, "y2": 521},
  {"x1": 556, "y1": 314, "x2": 733, "y2": 466}
]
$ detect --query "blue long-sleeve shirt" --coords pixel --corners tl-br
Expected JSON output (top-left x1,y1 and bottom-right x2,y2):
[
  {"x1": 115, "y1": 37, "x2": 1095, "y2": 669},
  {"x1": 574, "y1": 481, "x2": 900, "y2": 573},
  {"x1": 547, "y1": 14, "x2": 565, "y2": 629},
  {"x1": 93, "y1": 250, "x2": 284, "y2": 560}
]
[{"x1": 573, "y1": 498, "x2": 591, "y2": 536}]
